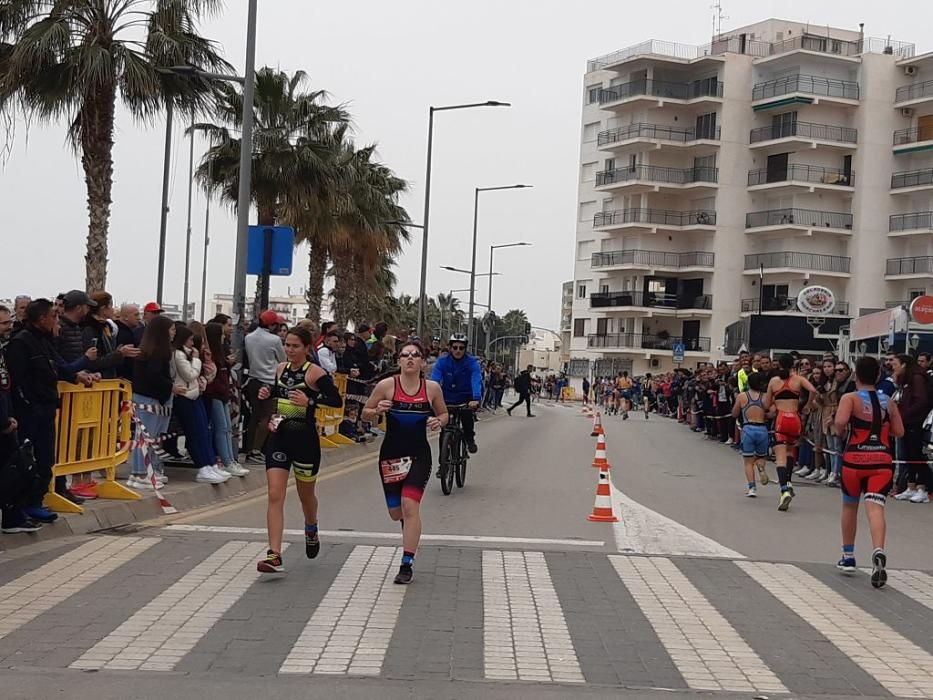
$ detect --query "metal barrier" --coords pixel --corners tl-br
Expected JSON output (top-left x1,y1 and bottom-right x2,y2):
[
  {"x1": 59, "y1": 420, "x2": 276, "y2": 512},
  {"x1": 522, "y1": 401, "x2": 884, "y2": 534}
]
[
  {"x1": 47, "y1": 379, "x2": 137, "y2": 514},
  {"x1": 317, "y1": 372, "x2": 355, "y2": 448}
]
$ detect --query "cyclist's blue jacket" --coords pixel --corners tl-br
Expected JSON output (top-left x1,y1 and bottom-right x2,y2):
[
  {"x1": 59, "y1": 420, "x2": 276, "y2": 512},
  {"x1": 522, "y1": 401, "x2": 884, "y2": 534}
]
[{"x1": 430, "y1": 352, "x2": 483, "y2": 404}]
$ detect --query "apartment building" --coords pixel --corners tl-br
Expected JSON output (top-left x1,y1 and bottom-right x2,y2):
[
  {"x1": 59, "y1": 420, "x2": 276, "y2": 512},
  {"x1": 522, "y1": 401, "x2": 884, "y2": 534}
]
[{"x1": 570, "y1": 18, "x2": 933, "y2": 374}]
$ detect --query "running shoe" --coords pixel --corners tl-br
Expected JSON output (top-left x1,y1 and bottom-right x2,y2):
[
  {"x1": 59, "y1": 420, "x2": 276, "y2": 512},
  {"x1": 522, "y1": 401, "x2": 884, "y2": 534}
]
[
  {"x1": 894, "y1": 488, "x2": 917, "y2": 501},
  {"x1": 746, "y1": 487, "x2": 757, "y2": 498},
  {"x1": 196, "y1": 466, "x2": 228, "y2": 484},
  {"x1": 24, "y1": 506, "x2": 58, "y2": 523},
  {"x1": 756, "y1": 462, "x2": 770, "y2": 486},
  {"x1": 824, "y1": 473, "x2": 839, "y2": 487},
  {"x1": 393, "y1": 564, "x2": 413, "y2": 585},
  {"x1": 794, "y1": 465, "x2": 811, "y2": 477},
  {"x1": 909, "y1": 488, "x2": 930, "y2": 503},
  {"x1": 804, "y1": 468, "x2": 821, "y2": 480},
  {"x1": 305, "y1": 530, "x2": 320, "y2": 559},
  {"x1": 466, "y1": 439, "x2": 478, "y2": 454},
  {"x1": 126, "y1": 475, "x2": 154, "y2": 490},
  {"x1": 70, "y1": 482, "x2": 98, "y2": 499},
  {"x1": 777, "y1": 489, "x2": 794, "y2": 512},
  {"x1": 257, "y1": 550, "x2": 284, "y2": 573},
  {"x1": 836, "y1": 556, "x2": 857, "y2": 574},
  {"x1": 870, "y1": 549, "x2": 887, "y2": 588},
  {"x1": 246, "y1": 450, "x2": 266, "y2": 465},
  {"x1": 1, "y1": 515, "x2": 42, "y2": 534},
  {"x1": 224, "y1": 462, "x2": 250, "y2": 477}
]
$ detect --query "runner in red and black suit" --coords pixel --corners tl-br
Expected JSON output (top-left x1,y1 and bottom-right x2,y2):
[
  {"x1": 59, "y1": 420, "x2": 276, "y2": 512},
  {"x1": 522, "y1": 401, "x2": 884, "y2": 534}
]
[
  {"x1": 833, "y1": 356, "x2": 904, "y2": 588},
  {"x1": 363, "y1": 341, "x2": 448, "y2": 585},
  {"x1": 765, "y1": 354, "x2": 817, "y2": 512}
]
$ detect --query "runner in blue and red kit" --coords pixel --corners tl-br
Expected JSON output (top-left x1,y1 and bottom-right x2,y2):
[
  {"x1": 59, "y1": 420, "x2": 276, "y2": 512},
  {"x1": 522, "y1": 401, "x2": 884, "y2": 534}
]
[{"x1": 364, "y1": 341, "x2": 448, "y2": 584}]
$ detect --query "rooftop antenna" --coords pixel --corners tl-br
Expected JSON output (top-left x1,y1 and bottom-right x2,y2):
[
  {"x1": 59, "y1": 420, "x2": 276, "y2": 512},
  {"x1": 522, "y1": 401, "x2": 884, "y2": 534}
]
[{"x1": 710, "y1": 0, "x2": 728, "y2": 37}]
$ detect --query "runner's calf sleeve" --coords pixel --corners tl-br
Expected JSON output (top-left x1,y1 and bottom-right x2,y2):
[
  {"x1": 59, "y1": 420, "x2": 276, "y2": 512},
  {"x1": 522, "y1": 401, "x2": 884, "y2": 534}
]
[{"x1": 777, "y1": 466, "x2": 789, "y2": 487}]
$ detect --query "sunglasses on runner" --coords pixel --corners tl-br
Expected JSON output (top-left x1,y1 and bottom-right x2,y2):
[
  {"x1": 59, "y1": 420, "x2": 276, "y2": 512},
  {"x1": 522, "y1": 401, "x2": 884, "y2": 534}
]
[
  {"x1": 450, "y1": 344, "x2": 466, "y2": 352},
  {"x1": 835, "y1": 367, "x2": 847, "y2": 373},
  {"x1": 398, "y1": 351, "x2": 422, "y2": 359}
]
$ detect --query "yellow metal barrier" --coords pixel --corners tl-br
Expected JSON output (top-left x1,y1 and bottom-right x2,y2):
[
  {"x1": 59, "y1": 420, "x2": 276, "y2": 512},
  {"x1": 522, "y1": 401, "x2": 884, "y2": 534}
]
[
  {"x1": 46, "y1": 379, "x2": 138, "y2": 514},
  {"x1": 317, "y1": 373, "x2": 355, "y2": 448},
  {"x1": 560, "y1": 387, "x2": 576, "y2": 401}
]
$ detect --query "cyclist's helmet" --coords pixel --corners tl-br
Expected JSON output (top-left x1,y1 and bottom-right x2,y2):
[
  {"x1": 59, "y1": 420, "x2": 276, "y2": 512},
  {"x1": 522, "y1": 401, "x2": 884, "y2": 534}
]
[{"x1": 449, "y1": 333, "x2": 468, "y2": 345}]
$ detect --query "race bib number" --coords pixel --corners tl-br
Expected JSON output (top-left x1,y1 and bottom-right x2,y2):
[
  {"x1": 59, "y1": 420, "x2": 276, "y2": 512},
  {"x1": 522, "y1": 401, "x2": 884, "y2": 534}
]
[{"x1": 380, "y1": 457, "x2": 412, "y2": 484}]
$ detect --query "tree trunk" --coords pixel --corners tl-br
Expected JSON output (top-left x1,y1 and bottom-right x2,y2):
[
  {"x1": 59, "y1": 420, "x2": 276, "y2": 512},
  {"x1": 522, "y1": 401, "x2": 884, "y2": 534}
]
[
  {"x1": 306, "y1": 243, "x2": 327, "y2": 323},
  {"x1": 80, "y1": 82, "x2": 117, "y2": 293},
  {"x1": 331, "y1": 255, "x2": 350, "y2": 327}
]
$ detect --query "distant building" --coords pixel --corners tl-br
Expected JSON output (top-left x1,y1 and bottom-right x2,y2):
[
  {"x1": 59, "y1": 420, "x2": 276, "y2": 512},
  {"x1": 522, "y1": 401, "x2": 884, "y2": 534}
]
[
  {"x1": 212, "y1": 293, "x2": 319, "y2": 325},
  {"x1": 518, "y1": 329, "x2": 563, "y2": 373}
]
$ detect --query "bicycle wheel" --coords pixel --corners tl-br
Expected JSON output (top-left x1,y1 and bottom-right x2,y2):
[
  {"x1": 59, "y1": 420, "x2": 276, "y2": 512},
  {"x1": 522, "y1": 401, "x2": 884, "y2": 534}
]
[
  {"x1": 439, "y1": 431, "x2": 455, "y2": 495},
  {"x1": 455, "y1": 436, "x2": 467, "y2": 488}
]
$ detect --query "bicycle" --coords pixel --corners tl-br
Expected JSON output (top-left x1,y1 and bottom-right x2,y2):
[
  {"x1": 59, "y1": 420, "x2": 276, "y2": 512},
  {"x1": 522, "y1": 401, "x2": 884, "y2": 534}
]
[{"x1": 438, "y1": 404, "x2": 471, "y2": 495}]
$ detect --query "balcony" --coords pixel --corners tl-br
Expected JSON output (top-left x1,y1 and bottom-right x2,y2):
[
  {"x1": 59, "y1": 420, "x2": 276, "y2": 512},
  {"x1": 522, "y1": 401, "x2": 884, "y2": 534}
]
[
  {"x1": 587, "y1": 333, "x2": 711, "y2": 353},
  {"x1": 745, "y1": 208, "x2": 853, "y2": 237},
  {"x1": 885, "y1": 257, "x2": 933, "y2": 279},
  {"x1": 749, "y1": 121, "x2": 857, "y2": 149},
  {"x1": 895, "y1": 79, "x2": 933, "y2": 108},
  {"x1": 747, "y1": 164, "x2": 854, "y2": 192},
  {"x1": 891, "y1": 168, "x2": 933, "y2": 193},
  {"x1": 591, "y1": 250, "x2": 714, "y2": 272},
  {"x1": 741, "y1": 297, "x2": 850, "y2": 316},
  {"x1": 890, "y1": 212, "x2": 933, "y2": 237},
  {"x1": 595, "y1": 164, "x2": 718, "y2": 193},
  {"x1": 589, "y1": 290, "x2": 713, "y2": 312},
  {"x1": 744, "y1": 252, "x2": 851, "y2": 277},
  {"x1": 598, "y1": 79, "x2": 723, "y2": 110},
  {"x1": 751, "y1": 74, "x2": 859, "y2": 109},
  {"x1": 597, "y1": 123, "x2": 720, "y2": 152},
  {"x1": 593, "y1": 207, "x2": 716, "y2": 234},
  {"x1": 893, "y1": 127, "x2": 933, "y2": 154}
]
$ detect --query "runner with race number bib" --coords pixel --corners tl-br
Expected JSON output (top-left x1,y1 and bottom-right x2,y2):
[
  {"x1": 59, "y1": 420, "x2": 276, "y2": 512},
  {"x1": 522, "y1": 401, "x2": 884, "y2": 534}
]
[{"x1": 363, "y1": 341, "x2": 448, "y2": 584}]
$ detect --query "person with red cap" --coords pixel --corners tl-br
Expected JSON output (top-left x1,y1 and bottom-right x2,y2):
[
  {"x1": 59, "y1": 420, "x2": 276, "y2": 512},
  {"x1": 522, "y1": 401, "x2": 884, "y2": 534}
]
[{"x1": 243, "y1": 310, "x2": 286, "y2": 462}]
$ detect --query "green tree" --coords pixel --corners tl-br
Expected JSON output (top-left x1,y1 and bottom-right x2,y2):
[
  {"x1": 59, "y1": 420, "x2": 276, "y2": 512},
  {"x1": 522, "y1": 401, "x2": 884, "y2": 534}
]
[{"x1": 1, "y1": 0, "x2": 232, "y2": 291}]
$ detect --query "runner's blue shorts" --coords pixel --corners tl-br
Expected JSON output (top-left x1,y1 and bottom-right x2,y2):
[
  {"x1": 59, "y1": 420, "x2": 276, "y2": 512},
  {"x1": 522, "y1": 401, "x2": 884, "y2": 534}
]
[{"x1": 741, "y1": 424, "x2": 770, "y2": 458}]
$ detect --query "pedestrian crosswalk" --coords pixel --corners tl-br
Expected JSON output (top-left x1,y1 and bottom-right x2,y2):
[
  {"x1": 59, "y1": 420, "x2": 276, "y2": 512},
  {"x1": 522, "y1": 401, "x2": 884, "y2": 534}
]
[{"x1": 1, "y1": 534, "x2": 932, "y2": 696}]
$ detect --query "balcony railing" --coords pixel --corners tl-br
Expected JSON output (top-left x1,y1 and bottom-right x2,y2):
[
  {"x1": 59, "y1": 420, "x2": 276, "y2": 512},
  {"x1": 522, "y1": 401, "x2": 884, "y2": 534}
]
[
  {"x1": 892, "y1": 168, "x2": 933, "y2": 189},
  {"x1": 597, "y1": 123, "x2": 720, "y2": 146},
  {"x1": 594, "y1": 207, "x2": 716, "y2": 228},
  {"x1": 747, "y1": 164, "x2": 853, "y2": 187},
  {"x1": 587, "y1": 333, "x2": 711, "y2": 352},
  {"x1": 751, "y1": 74, "x2": 859, "y2": 101},
  {"x1": 589, "y1": 291, "x2": 713, "y2": 310},
  {"x1": 596, "y1": 164, "x2": 719, "y2": 187},
  {"x1": 895, "y1": 79, "x2": 933, "y2": 104},
  {"x1": 591, "y1": 250, "x2": 714, "y2": 269},
  {"x1": 893, "y1": 127, "x2": 933, "y2": 145},
  {"x1": 746, "y1": 208, "x2": 853, "y2": 230},
  {"x1": 890, "y1": 212, "x2": 933, "y2": 232},
  {"x1": 886, "y1": 257, "x2": 933, "y2": 276},
  {"x1": 749, "y1": 120, "x2": 857, "y2": 145},
  {"x1": 741, "y1": 297, "x2": 850, "y2": 315},
  {"x1": 766, "y1": 34, "x2": 861, "y2": 58},
  {"x1": 745, "y1": 252, "x2": 851, "y2": 273},
  {"x1": 598, "y1": 78, "x2": 723, "y2": 104}
]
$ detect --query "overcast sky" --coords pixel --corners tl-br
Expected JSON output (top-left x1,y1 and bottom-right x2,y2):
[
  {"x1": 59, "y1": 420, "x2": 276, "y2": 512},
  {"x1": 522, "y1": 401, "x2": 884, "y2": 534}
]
[{"x1": 2, "y1": 0, "x2": 931, "y2": 330}]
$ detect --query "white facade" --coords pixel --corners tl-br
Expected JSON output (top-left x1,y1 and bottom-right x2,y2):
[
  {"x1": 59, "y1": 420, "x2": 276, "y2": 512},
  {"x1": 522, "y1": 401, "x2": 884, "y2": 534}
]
[
  {"x1": 571, "y1": 20, "x2": 933, "y2": 375},
  {"x1": 212, "y1": 293, "x2": 311, "y2": 325}
]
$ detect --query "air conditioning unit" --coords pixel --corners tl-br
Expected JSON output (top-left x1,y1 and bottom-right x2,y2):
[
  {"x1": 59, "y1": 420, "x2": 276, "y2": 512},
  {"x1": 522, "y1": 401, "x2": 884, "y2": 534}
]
[
  {"x1": 901, "y1": 107, "x2": 915, "y2": 118},
  {"x1": 905, "y1": 65, "x2": 918, "y2": 76},
  {"x1": 650, "y1": 358, "x2": 660, "y2": 368}
]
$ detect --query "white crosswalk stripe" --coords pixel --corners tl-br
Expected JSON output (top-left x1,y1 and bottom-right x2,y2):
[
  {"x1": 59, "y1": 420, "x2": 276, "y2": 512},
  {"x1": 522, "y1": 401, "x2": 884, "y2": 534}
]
[
  {"x1": 739, "y1": 562, "x2": 933, "y2": 699},
  {"x1": 0, "y1": 536, "x2": 157, "y2": 641},
  {"x1": 71, "y1": 540, "x2": 271, "y2": 671},
  {"x1": 611, "y1": 555, "x2": 787, "y2": 693},
  {"x1": 885, "y1": 570, "x2": 933, "y2": 612}
]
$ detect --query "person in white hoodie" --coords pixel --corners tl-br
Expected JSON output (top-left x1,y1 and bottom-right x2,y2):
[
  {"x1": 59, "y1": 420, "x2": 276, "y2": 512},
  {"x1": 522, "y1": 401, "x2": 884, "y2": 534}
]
[{"x1": 172, "y1": 325, "x2": 229, "y2": 484}]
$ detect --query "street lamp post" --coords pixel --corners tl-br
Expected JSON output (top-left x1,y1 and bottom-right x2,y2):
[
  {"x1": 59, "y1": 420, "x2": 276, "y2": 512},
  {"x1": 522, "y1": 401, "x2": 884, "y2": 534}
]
[
  {"x1": 416, "y1": 101, "x2": 511, "y2": 339},
  {"x1": 467, "y1": 186, "x2": 532, "y2": 350},
  {"x1": 486, "y1": 241, "x2": 532, "y2": 357},
  {"x1": 441, "y1": 267, "x2": 502, "y2": 348},
  {"x1": 442, "y1": 287, "x2": 471, "y2": 340}
]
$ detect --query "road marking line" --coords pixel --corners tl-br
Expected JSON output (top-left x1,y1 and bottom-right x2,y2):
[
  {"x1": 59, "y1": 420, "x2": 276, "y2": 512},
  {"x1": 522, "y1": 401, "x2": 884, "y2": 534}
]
[
  {"x1": 738, "y1": 561, "x2": 933, "y2": 698},
  {"x1": 280, "y1": 545, "x2": 404, "y2": 676},
  {"x1": 611, "y1": 556, "x2": 786, "y2": 693},
  {"x1": 164, "y1": 524, "x2": 605, "y2": 548},
  {"x1": 70, "y1": 540, "x2": 271, "y2": 671},
  {"x1": 482, "y1": 550, "x2": 584, "y2": 683},
  {"x1": 0, "y1": 536, "x2": 157, "y2": 641},
  {"x1": 609, "y1": 479, "x2": 745, "y2": 559}
]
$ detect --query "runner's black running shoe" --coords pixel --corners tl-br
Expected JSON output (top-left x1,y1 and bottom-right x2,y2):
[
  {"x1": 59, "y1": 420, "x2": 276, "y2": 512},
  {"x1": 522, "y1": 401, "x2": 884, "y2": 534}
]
[
  {"x1": 305, "y1": 531, "x2": 320, "y2": 559},
  {"x1": 393, "y1": 564, "x2": 413, "y2": 585},
  {"x1": 871, "y1": 549, "x2": 887, "y2": 589}
]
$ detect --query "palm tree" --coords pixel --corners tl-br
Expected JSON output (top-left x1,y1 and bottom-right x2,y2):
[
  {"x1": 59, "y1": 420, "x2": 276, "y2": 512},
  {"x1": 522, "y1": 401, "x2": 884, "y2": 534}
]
[
  {"x1": 0, "y1": 0, "x2": 231, "y2": 291},
  {"x1": 194, "y1": 68, "x2": 350, "y2": 310}
]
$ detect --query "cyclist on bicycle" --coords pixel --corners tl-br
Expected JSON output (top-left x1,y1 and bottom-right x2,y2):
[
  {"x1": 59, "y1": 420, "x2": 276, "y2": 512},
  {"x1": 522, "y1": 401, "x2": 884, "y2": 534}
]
[{"x1": 431, "y1": 333, "x2": 482, "y2": 455}]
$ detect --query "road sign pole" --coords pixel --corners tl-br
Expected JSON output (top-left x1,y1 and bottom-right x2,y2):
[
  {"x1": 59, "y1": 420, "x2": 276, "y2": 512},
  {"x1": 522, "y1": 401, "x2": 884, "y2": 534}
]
[{"x1": 259, "y1": 227, "x2": 273, "y2": 312}]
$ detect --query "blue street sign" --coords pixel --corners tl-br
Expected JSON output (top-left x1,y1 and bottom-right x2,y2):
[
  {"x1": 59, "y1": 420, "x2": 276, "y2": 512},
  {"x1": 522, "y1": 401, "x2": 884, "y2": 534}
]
[
  {"x1": 672, "y1": 343, "x2": 685, "y2": 364},
  {"x1": 246, "y1": 226, "x2": 294, "y2": 276}
]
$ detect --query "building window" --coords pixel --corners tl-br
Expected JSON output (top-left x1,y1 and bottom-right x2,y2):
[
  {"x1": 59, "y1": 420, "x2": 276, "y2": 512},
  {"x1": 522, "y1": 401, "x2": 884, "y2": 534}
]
[
  {"x1": 216, "y1": 304, "x2": 223, "y2": 314},
  {"x1": 596, "y1": 318, "x2": 609, "y2": 336},
  {"x1": 581, "y1": 162, "x2": 597, "y2": 182},
  {"x1": 587, "y1": 85, "x2": 601, "y2": 104},
  {"x1": 577, "y1": 284, "x2": 587, "y2": 299},
  {"x1": 600, "y1": 283, "x2": 609, "y2": 294},
  {"x1": 573, "y1": 318, "x2": 587, "y2": 337},
  {"x1": 579, "y1": 200, "x2": 597, "y2": 223},
  {"x1": 909, "y1": 288, "x2": 926, "y2": 300},
  {"x1": 582, "y1": 122, "x2": 600, "y2": 142}
]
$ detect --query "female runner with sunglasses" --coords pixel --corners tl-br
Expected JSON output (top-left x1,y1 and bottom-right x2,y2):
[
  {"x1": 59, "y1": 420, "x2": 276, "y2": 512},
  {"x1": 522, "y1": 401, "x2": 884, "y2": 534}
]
[{"x1": 362, "y1": 341, "x2": 448, "y2": 584}]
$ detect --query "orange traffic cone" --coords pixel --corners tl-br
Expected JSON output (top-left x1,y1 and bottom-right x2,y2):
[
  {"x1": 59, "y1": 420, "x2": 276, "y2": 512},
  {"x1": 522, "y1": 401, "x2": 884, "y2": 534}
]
[
  {"x1": 592, "y1": 432, "x2": 611, "y2": 469},
  {"x1": 590, "y1": 411, "x2": 604, "y2": 437},
  {"x1": 587, "y1": 466, "x2": 619, "y2": 522}
]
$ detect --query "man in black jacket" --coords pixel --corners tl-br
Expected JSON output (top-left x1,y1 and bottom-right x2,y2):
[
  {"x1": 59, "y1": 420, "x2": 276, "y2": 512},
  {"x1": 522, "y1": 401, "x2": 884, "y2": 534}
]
[
  {"x1": 507, "y1": 365, "x2": 536, "y2": 418},
  {"x1": 6, "y1": 300, "x2": 97, "y2": 523}
]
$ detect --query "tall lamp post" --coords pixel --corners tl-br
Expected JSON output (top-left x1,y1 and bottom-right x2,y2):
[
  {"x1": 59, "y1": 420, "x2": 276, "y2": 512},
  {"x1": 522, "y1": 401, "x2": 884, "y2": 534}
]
[
  {"x1": 467, "y1": 185, "x2": 532, "y2": 349},
  {"x1": 441, "y1": 266, "x2": 501, "y2": 348},
  {"x1": 417, "y1": 100, "x2": 511, "y2": 339},
  {"x1": 441, "y1": 287, "x2": 472, "y2": 340},
  {"x1": 486, "y1": 241, "x2": 532, "y2": 357}
]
